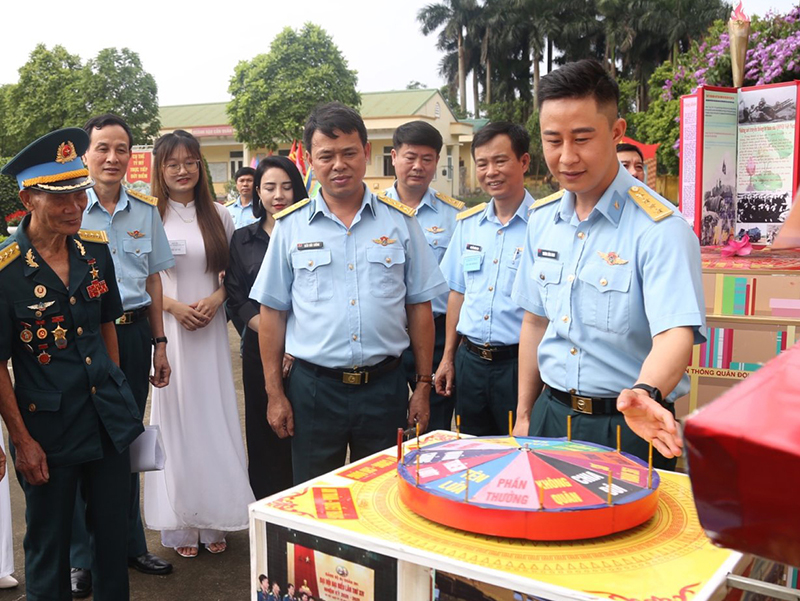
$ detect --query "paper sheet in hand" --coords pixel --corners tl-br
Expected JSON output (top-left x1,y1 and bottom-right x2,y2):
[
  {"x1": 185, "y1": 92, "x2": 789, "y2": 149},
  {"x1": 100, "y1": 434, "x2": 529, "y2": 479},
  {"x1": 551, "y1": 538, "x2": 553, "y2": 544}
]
[{"x1": 129, "y1": 425, "x2": 166, "y2": 472}]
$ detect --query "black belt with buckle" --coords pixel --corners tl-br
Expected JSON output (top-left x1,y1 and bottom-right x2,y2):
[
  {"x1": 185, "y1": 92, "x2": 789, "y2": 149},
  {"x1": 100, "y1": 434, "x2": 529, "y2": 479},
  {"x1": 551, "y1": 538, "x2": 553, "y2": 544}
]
[
  {"x1": 295, "y1": 356, "x2": 401, "y2": 386},
  {"x1": 547, "y1": 386, "x2": 620, "y2": 415},
  {"x1": 464, "y1": 338, "x2": 519, "y2": 362},
  {"x1": 115, "y1": 307, "x2": 149, "y2": 326}
]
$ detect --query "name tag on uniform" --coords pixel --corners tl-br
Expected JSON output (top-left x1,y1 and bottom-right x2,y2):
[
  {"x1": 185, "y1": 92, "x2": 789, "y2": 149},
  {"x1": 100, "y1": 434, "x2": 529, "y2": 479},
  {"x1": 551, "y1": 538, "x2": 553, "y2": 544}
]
[
  {"x1": 466, "y1": 244, "x2": 482, "y2": 252},
  {"x1": 297, "y1": 242, "x2": 323, "y2": 251},
  {"x1": 463, "y1": 254, "x2": 482, "y2": 272},
  {"x1": 537, "y1": 248, "x2": 559, "y2": 260},
  {"x1": 169, "y1": 240, "x2": 187, "y2": 256}
]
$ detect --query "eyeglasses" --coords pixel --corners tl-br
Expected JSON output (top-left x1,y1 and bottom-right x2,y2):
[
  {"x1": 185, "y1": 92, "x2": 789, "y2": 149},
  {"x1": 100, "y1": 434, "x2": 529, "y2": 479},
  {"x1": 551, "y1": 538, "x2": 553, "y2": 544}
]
[{"x1": 163, "y1": 160, "x2": 201, "y2": 175}]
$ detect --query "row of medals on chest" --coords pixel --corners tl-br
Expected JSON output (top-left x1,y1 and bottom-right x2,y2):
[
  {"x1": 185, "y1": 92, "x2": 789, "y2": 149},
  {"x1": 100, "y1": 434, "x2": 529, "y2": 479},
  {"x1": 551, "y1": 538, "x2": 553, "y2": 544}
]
[{"x1": 21, "y1": 258, "x2": 108, "y2": 365}]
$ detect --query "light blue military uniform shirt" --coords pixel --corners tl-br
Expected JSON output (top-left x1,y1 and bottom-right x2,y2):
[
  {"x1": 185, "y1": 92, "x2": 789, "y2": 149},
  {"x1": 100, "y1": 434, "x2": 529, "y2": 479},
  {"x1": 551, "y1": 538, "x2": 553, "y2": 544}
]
[
  {"x1": 226, "y1": 197, "x2": 258, "y2": 229},
  {"x1": 440, "y1": 191, "x2": 534, "y2": 346},
  {"x1": 250, "y1": 186, "x2": 448, "y2": 369},
  {"x1": 82, "y1": 187, "x2": 175, "y2": 310},
  {"x1": 383, "y1": 184, "x2": 463, "y2": 317},
  {"x1": 511, "y1": 167, "x2": 706, "y2": 401}
]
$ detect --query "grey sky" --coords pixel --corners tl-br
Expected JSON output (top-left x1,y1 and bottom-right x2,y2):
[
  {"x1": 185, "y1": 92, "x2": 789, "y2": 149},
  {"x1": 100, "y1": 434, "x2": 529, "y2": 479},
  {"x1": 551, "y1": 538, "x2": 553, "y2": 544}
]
[{"x1": 1, "y1": 0, "x2": 795, "y2": 109}]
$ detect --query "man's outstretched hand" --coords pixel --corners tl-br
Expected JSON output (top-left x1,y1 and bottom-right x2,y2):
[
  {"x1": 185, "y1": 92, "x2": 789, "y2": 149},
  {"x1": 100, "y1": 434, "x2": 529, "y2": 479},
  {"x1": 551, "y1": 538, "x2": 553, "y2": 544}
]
[{"x1": 617, "y1": 389, "x2": 683, "y2": 458}]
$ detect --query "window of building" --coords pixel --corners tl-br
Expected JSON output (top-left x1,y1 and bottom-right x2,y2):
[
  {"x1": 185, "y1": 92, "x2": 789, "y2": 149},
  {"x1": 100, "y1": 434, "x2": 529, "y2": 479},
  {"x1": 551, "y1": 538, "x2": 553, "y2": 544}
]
[
  {"x1": 230, "y1": 150, "x2": 244, "y2": 179},
  {"x1": 383, "y1": 146, "x2": 395, "y2": 177},
  {"x1": 435, "y1": 102, "x2": 441, "y2": 119}
]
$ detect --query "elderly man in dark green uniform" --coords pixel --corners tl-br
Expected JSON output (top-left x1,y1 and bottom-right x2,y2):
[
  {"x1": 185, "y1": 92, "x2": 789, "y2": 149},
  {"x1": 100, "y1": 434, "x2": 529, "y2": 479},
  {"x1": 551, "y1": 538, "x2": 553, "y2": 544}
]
[{"x1": 0, "y1": 128, "x2": 143, "y2": 601}]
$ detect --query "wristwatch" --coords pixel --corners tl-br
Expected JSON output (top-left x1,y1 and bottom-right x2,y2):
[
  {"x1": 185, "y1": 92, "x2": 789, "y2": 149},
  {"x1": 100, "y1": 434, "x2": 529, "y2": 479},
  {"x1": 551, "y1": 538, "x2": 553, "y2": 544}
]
[
  {"x1": 415, "y1": 374, "x2": 434, "y2": 384},
  {"x1": 631, "y1": 383, "x2": 663, "y2": 404},
  {"x1": 151, "y1": 336, "x2": 168, "y2": 346}
]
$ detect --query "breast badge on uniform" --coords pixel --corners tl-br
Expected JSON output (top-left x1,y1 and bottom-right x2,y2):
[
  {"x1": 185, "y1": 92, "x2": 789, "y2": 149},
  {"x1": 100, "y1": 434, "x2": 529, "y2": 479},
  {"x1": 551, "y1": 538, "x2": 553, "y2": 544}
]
[
  {"x1": 373, "y1": 236, "x2": 397, "y2": 246},
  {"x1": 127, "y1": 230, "x2": 145, "y2": 239},
  {"x1": 86, "y1": 258, "x2": 108, "y2": 298},
  {"x1": 19, "y1": 322, "x2": 33, "y2": 344},
  {"x1": 37, "y1": 345, "x2": 51, "y2": 365},
  {"x1": 52, "y1": 318, "x2": 67, "y2": 350},
  {"x1": 597, "y1": 251, "x2": 629, "y2": 265},
  {"x1": 426, "y1": 226, "x2": 445, "y2": 234},
  {"x1": 34, "y1": 284, "x2": 47, "y2": 298}
]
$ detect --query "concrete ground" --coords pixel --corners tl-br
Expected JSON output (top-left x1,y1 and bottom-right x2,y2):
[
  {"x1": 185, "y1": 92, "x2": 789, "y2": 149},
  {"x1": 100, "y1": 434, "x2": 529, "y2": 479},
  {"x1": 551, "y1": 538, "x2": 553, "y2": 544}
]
[{"x1": 0, "y1": 322, "x2": 252, "y2": 601}]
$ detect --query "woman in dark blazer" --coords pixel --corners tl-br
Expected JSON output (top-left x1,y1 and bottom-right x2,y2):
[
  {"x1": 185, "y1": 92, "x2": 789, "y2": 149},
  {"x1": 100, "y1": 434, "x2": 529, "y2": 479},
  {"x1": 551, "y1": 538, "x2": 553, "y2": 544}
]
[{"x1": 225, "y1": 156, "x2": 308, "y2": 499}]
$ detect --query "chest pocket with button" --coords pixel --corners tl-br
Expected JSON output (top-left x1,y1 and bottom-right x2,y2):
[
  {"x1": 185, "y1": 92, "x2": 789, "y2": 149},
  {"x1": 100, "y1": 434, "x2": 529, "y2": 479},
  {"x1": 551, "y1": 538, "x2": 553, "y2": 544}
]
[
  {"x1": 122, "y1": 238, "x2": 152, "y2": 280},
  {"x1": 366, "y1": 246, "x2": 406, "y2": 298},
  {"x1": 578, "y1": 264, "x2": 631, "y2": 334},
  {"x1": 424, "y1": 230, "x2": 450, "y2": 263},
  {"x1": 533, "y1": 260, "x2": 562, "y2": 319},
  {"x1": 461, "y1": 250, "x2": 484, "y2": 293},
  {"x1": 291, "y1": 249, "x2": 333, "y2": 302}
]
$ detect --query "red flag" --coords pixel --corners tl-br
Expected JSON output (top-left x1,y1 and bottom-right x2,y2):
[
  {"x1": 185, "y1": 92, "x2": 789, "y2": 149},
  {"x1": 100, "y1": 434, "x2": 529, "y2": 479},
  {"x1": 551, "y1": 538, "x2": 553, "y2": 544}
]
[{"x1": 295, "y1": 140, "x2": 307, "y2": 176}]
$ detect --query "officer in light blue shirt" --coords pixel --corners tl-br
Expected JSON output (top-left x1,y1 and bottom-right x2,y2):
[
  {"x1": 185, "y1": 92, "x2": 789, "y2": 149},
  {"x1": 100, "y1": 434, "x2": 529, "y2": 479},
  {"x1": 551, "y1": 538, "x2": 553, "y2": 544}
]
[
  {"x1": 75, "y1": 114, "x2": 175, "y2": 587},
  {"x1": 250, "y1": 103, "x2": 447, "y2": 484},
  {"x1": 226, "y1": 166, "x2": 259, "y2": 229},
  {"x1": 512, "y1": 60, "x2": 704, "y2": 469},
  {"x1": 383, "y1": 121, "x2": 465, "y2": 432},
  {"x1": 435, "y1": 122, "x2": 534, "y2": 437}
]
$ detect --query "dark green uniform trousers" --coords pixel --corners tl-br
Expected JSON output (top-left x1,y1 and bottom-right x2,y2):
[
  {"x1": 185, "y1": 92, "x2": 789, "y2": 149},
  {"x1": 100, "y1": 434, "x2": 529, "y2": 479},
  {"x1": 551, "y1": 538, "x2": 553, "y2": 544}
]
[
  {"x1": 287, "y1": 359, "x2": 407, "y2": 484},
  {"x1": 71, "y1": 317, "x2": 151, "y2": 567},
  {"x1": 455, "y1": 343, "x2": 518, "y2": 436},
  {"x1": 401, "y1": 315, "x2": 454, "y2": 432},
  {"x1": 16, "y1": 428, "x2": 131, "y2": 601},
  {"x1": 529, "y1": 387, "x2": 678, "y2": 470}
]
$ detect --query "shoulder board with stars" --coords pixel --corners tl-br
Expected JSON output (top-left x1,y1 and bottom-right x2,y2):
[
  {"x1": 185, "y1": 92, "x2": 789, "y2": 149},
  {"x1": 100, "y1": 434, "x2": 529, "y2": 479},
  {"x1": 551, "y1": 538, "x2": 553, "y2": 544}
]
[
  {"x1": 78, "y1": 229, "x2": 109, "y2": 244},
  {"x1": 435, "y1": 192, "x2": 466, "y2": 211},
  {"x1": 456, "y1": 202, "x2": 487, "y2": 221},
  {"x1": 274, "y1": 198, "x2": 311, "y2": 220},
  {"x1": 126, "y1": 188, "x2": 158, "y2": 206},
  {"x1": 377, "y1": 194, "x2": 415, "y2": 217},
  {"x1": 224, "y1": 199, "x2": 236, "y2": 207},
  {"x1": 530, "y1": 190, "x2": 565, "y2": 211},
  {"x1": 0, "y1": 242, "x2": 20, "y2": 273},
  {"x1": 628, "y1": 185, "x2": 673, "y2": 222}
]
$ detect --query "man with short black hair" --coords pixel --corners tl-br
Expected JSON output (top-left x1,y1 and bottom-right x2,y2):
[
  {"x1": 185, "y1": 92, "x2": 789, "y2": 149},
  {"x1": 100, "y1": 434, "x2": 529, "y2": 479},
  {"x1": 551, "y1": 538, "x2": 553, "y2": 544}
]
[
  {"x1": 384, "y1": 121, "x2": 464, "y2": 432},
  {"x1": 77, "y1": 113, "x2": 175, "y2": 593},
  {"x1": 512, "y1": 59, "x2": 704, "y2": 469},
  {"x1": 251, "y1": 103, "x2": 447, "y2": 483},
  {"x1": 435, "y1": 122, "x2": 534, "y2": 436},
  {"x1": 227, "y1": 166, "x2": 258, "y2": 229},
  {"x1": 616, "y1": 142, "x2": 645, "y2": 182}
]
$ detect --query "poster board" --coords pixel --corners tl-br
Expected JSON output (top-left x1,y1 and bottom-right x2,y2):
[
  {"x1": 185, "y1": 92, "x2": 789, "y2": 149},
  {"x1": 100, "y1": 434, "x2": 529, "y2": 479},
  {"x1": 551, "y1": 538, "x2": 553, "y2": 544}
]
[{"x1": 679, "y1": 81, "x2": 800, "y2": 245}]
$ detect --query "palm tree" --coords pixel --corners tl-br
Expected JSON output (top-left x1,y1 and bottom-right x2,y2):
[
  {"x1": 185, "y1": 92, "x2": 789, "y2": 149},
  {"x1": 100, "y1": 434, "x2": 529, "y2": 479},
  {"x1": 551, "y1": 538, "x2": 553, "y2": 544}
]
[
  {"x1": 418, "y1": 0, "x2": 481, "y2": 114},
  {"x1": 642, "y1": 0, "x2": 729, "y2": 64}
]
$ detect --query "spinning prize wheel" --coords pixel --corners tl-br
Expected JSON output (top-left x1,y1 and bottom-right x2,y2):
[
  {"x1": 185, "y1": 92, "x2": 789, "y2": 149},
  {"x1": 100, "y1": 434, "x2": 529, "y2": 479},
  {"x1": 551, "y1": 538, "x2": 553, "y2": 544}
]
[{"x1": 397, "y1": 436, "x2": 659, "y2": 541}]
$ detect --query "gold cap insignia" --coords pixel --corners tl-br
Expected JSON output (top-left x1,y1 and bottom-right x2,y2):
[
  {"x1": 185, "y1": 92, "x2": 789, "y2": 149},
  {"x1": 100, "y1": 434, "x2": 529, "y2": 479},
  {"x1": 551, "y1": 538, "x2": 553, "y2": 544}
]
[
  {"x1": 597, "y1": 251, "x2": 628, "y2": 265},
  {"x1": 373, "y1": 236, "x2": 397, "y2": 246},
  {"x1": 55, "y1": 141, "x2": 78, "y2": 164}
]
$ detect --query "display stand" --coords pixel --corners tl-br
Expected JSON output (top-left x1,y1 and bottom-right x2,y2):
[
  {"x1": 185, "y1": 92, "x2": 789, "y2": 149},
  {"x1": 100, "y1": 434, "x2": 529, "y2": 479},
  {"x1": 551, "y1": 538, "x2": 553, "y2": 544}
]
[
  {"x1": 249, "y1": 431, "x2": 752, "y2": 601},
  {"x1": 678, "y1": 247, "x2": 800, "y2": 419}
]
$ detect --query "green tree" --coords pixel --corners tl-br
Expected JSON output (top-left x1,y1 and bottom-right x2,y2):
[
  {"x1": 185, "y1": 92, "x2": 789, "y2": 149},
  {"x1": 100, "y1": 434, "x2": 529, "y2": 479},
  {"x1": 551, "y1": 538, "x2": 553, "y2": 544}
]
[
  {"x1": 227, "y1": 23, "x2": 360, "y2": 151},
  {"x1": 418, "y1": 0, "x2": 480, "y2": 114},
  {"x1": 2, "y1": 44, "x2": 83, "y2": 156},
  {"x1": 79, "y1": 48, "x2": 161, "y2": 145}
]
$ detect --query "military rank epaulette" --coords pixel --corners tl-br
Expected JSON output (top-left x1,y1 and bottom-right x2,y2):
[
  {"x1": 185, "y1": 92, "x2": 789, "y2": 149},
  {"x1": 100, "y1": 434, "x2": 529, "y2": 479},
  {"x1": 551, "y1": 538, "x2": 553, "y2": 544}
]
[
  {"x1": 126, "y1": 188, "x2": 158, "y2": 206},
  {"x1": 0, "y1": 242, "x2": 21, "y2": 272},
  {"x1": 377, "y1": 194, "x2": 415, "y2": 217},
  {"x1": 274, "y1": 198, "x2": 311, "y2": 219},
  {"x1": 435, "y1": 192, "x2": 466, "y2": 211},
  {"x1": 530, "y1": 190, "x2": 565, "y2": 211},
  {"x1": 78, "y1": 229, "x2": 109, "y2": 243},
  {"x1": 456, "y1": 202, "x2": 487, "y2": 221},
  {"x1": 224, "y1": 199, "x2": 236, "y2": 207},
  {"x1": 628, "y1": 185, "x2": 673, "y2": 222}
]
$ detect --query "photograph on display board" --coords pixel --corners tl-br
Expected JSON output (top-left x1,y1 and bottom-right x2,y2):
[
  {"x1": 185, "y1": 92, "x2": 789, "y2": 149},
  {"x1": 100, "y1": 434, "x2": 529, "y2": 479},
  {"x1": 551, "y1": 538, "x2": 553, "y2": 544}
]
[
  {"x1": 736, "y1": 84, "x2": 799, "y2": 243},
  {"x1": 699, "y1": 89, "x2": 738, "y2": 246},
  {"x1": 261, "y1": 524, "x2": 396, "y2": 601}
]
